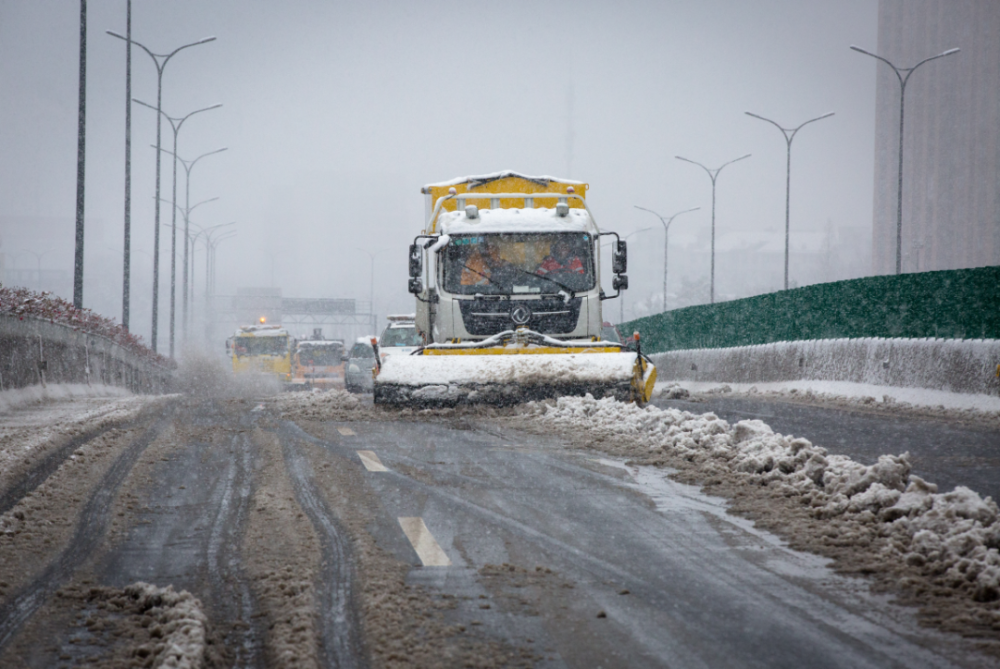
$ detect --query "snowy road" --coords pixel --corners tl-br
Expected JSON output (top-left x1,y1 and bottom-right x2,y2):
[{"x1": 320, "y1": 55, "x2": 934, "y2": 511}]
[{"x1": 0, "y1": 389, "x2": 995, "y2": 668}]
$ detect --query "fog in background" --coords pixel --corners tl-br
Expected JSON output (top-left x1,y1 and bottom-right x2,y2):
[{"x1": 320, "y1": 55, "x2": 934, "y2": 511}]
[{"x1": 0, "y1": 0, "x2": 878, "y2": 346}]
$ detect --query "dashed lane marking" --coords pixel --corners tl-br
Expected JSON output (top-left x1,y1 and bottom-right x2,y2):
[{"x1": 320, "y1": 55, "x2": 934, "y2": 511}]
[
  {"x1": 357, "y1": 450, "x2": 387, "y2": 472},
  {"x1": 398, "y1": 517, "x2": 452, "y2": 567},
  {"x1": 336, "y1": 426, "x2": 356, "y2": 436}
]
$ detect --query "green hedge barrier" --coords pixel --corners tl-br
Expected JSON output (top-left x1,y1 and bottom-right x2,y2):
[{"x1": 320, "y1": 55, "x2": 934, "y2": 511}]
[{"x1": 623, "y1": 266, "x2": 1000, "y2": 354}]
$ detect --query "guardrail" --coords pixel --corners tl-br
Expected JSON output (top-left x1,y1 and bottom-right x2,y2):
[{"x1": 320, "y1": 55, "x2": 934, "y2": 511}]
[{"x1": 0, "y1": 314, "x2": 172, "y2": 393}]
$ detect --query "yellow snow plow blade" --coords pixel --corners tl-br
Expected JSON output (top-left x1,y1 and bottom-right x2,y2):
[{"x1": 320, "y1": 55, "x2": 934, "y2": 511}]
[{"x1": 373, "y1": 329, "x2": 655, "y2": 407}]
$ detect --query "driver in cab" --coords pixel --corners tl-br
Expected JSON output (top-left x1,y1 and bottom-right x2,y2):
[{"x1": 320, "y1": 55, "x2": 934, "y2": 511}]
[
  {"x1": 461, "y1": 239, "x2": 508, "y2": 286},
  {"x1": 538, "y1": 239, "x2": 584, "y2": 276}
]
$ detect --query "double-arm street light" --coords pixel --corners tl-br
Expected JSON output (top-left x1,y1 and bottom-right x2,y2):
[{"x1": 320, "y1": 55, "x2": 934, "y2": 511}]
[
  {"x1": 744, "y1": 111, "x2": 834, "y2": 290},
  {"x1": 634, "y1": 206, "x2": 700, "y2": 312},
  {"x1": 135, "y1": 101, "x2": 221, "y2": 358},
  {"x1": 106, "y1": 30, "x2": 216, "y2": 353},
  {"x1": 675, "y1": 154, "x2": 751, "y2": 304},
  {"x1": 191, "y1": 222, "x2": 235, "y2": 307},
  {"x1": 850, "y1": 44, "x2": 959, "y2": 275},
  {"x1": 156, "y1": 147, "x2": 227, "y2": 333},
  {"x1": 356, "y1": 248, "x2": 385, "y2": 332}
]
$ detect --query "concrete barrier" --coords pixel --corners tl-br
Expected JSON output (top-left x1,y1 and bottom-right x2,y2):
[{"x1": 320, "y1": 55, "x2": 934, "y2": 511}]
[
  {"x1": 0, "y1": 314, "x2": 172, "y2": 393},
  {"x1": 650, "y1": 338, "x2": 1000, "y2": 396}
]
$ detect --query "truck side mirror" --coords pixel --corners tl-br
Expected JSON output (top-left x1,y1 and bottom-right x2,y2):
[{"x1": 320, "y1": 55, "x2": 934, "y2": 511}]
[
  {"x1": 408, "y1": 277, "x2": 423, "y2": 294},
  {"x1": 613, "y1": 240, "x2": 627, "y2": 274},
  {"x1": 613, "y1": 274, "x2": 628, "y2": 291},
  {"x1": 409, "y1": 244, "x2": 422, "y2": 277}
]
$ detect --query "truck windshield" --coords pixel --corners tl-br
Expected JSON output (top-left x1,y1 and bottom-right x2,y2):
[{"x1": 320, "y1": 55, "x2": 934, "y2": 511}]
[
  {"x1": 297, "y1": 345, "x2": 342, "y2": 366},
  {"x1": 380, "y1": 326, "x2": 423, "y2": 347},
  {"x1": 442, "y1": 233, "x2": 595, "y2": 295},
  {"x1": 234, "y1": 336, "x2": 288, "y2": 357}
]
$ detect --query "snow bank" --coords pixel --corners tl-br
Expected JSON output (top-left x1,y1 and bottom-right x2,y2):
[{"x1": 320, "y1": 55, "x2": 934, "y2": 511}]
[
  {"x1": 0, "y1": 382, "x2": 132, "y2": 414},
  {"x1": 651, "y1": 337, "x2": 1000, "y2": 397},
  {"x1": 123, "y1": 582, "x2": 207, "y2": 668},
  {"x1": 269, "y1": 388, "x2": 365, "y2": 420},
  {"x1": 526, "y1": 395, "x2": 1000, "y2": 604},
  {"x1": 655, "y1": 379, "x2": 1000, "y2": 416}
]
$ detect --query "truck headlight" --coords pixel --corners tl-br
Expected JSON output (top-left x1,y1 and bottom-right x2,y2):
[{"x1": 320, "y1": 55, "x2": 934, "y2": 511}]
[{"x1": 348, "y1": 364, "x2": 360, "y2": 373}]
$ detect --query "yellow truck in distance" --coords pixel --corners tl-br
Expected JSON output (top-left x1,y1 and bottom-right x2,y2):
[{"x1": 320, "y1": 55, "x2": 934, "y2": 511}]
[{"x1": 227, "y1": 323, "x2": 294, "y2": 383}]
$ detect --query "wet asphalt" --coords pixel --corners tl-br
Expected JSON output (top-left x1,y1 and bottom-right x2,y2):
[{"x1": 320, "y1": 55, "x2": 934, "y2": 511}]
[
  {"x1": 297, "y1": 416, "x2": 983, "y2": 669},
  {"x1": 651, "y1": 395, "x2": 1000, "y2": 504}
]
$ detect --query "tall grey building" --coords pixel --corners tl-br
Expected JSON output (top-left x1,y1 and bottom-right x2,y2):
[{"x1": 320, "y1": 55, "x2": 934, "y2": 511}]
[{"x1": 872, "y1": 0, "x2": 1000, "y2": 273}]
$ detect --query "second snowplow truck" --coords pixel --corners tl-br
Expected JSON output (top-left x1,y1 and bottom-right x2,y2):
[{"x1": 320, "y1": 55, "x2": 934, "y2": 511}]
[{"x1": 373, "y1": 171, "x2": 656, "y2": 406}]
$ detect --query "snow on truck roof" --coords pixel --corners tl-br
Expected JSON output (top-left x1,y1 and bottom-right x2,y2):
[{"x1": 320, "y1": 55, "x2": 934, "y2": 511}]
[
  {"x1": 422, "y1": 171, "x2": 585, "y2": 190},
  {"x1": 234, "y1": 324, "x2": 289, "y2": 337},
  {"x1": 296, "y1": 340, "x2": 343, "y2": 348},
  {"x1": 438, "y1": 206, "x2": 597, "y2": 235}
]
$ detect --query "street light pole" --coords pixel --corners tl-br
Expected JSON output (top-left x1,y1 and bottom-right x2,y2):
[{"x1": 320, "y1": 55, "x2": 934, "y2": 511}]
[
  {"x1": 356, "y1": 249, "x2": 382, "y2": 332},
  {"x1": 135, "y1": 101, "x2": 221, "y2": 358},
  {"x1": 73, "y1": 0, "x2": 87, "y2": 310},
  {"x1": 190, "y1": 222, "x2": 234, "y2": 309},
  {"x1": 634, "y1": 206, "x2": 700, "y2": 312},
  {"x1": 155, "y1": 146, "x2": 227, "y2": 335},
  {"x1": 118, "y1": 0, "x2": 132, "y2": 330},
  {"x1": 675, "y1": 154, "x2": 751, "y2": 304},
  {"x1": 745, "y1": 111, "x2": 834, "y2": 290},
  {"x1": 105, "y1": 30, "x2": 216, "y2": 352},
  {"x1": 850, "y1": 44, "x2": 959, "y2": 275}
]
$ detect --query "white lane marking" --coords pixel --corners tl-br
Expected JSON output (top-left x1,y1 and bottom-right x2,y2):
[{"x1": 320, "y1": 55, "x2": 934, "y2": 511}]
[
  {"x1": 357, "y1": 450, "x2": 387, "y2": 472},
  {"x1": 398, "y1": 517, "x2": 451, "y2": 567},
  {"x1": 336, "y1": 426, "x2": 356, "y2": 436}
]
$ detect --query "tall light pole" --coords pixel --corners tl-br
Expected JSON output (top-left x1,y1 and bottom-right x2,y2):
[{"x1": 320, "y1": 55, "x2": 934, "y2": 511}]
[
  {"x1": 634, "y1": 206, "x2": 700, "y2": 312},
  {"x1": 156, "y1": 146, "x2": 227, "y2": 333},
  {"x1": 209, "y1": 232, "x2": 236, "y2": 296},
  {"x1": 356, "y1": 248, "x2": 383, "y2": 333},
  {"x1": 745, "y1": 111, "x2": 834, "y2": 290},
  {"x1": 135, "y1": 101, "x2": 221, "y2": 358},
  {"x1": 113, "y1": 1, "x2": 132, "y2": 330},
  {"x1": 73, "y1": 0, "x2": 87, "y2": 310},
  {"x1": 204, "y1": 229, "x2": 235, "y2": 344},
  {"x1": 850, "y1": 44, "x2": 959, "y2": 275},
  {"x1": 105, "y1": 30, "x2": 216, "y2": 352},
  {"x1": 190, "y1": 222, "x2": 234, "y2": 312},
  {"x1": 159, "y1": 194, "x2": 219, "y2": 336},
  {"x1": 675, "y1": 154, "x2": 751, "y2": 304}
]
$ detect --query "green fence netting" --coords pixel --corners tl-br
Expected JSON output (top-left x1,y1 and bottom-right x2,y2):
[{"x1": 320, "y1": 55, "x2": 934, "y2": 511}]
[{"x1": 622, "y1": 266, "x2": 1000, "y2": 354}]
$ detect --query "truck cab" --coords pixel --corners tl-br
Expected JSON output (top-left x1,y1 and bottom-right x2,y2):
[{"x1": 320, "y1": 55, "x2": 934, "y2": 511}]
[{"x1": 407, "y1": 172, "x2": 627, "y2": 344}]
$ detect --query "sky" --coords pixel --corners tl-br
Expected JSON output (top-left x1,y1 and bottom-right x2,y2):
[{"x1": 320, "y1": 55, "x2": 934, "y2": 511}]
[{"x1": 0, "y1": 0, "x2": 879, "y2": 347}]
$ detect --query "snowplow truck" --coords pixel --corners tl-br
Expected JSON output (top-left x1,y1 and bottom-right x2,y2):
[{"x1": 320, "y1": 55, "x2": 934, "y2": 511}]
[{"x1": 372, "y1": 171, "x2": 656, "y2": 406}]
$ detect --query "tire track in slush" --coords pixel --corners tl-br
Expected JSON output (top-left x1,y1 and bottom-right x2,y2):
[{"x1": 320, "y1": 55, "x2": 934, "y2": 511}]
[
  {"x1": 0, "y1": 406, "x2": 176, "y2": 652},
  {"x1": 206, "y1": 430, "x2": 264, "y2": 668},
  {"x1": 277, "y1": 428, "x2": 364, "y2": 669},
  {"x1": 0, "y1": 422, "x2": 122, "y2": 516}
]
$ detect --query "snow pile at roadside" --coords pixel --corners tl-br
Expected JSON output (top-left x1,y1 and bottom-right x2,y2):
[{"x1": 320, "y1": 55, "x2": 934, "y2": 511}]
[
  {"x1": 527, "y1": 394, "x2": 1000, "y2": 604},
  {"x1": 0, "y1": 392, "x2": 166, "y2": 488},
  {"x1": 269, "y1": 388, "x2": 365, "y2": 420},
  {"x1": 0, "y1": 383, "x2": 132, "y2": 413},
  {"x1": 655, "y1": 379, "x2": 1000, "y2": 419},
  {"x1": 123, "y1": 582, "x2": 207, "y2": 668}
]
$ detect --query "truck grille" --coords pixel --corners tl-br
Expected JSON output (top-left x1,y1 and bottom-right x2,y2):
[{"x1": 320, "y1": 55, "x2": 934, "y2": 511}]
[{"x1": 458, "y1": 297, "x2": 582, "y2": 336}]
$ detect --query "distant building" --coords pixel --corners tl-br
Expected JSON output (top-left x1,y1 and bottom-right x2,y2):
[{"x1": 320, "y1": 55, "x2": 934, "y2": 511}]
[{"x1": 872, "y1": 0, "x2": 1000, "y2": 273}]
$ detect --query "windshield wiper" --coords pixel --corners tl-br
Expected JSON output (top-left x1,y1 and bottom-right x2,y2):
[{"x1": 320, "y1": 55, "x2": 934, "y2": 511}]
[{"x1": 511, "y1": 267, "x2": 576, "y2": 299}]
